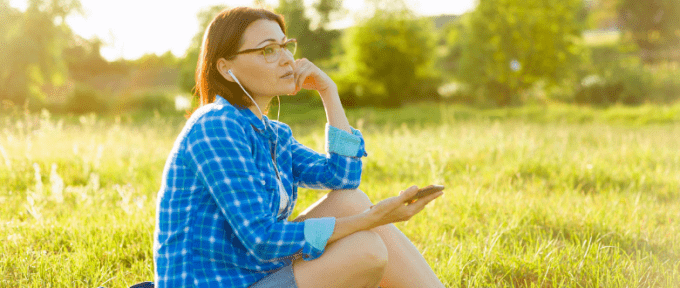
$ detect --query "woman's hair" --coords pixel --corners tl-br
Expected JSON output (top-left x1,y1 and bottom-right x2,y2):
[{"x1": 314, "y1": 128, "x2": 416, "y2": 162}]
[{"x1": 193, "y1": 7, "x2": 286, "y2": 111}]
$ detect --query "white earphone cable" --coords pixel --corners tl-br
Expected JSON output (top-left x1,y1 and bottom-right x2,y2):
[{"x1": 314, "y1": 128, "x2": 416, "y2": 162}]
[
  {"x1": 228, "y1": 69, "x2": 266, "y2": 128},
  {"x1": 227, "y1": 69, "x2": 282, "y2": 181}
]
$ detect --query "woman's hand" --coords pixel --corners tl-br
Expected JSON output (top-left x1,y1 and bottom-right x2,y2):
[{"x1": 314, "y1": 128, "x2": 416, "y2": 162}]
[
  {"x1": 291, "y1": 58, "x2": 336, "y2": 95},
  {"x1": 365, "y1": 186, "x2": 444, "y2": 229}
]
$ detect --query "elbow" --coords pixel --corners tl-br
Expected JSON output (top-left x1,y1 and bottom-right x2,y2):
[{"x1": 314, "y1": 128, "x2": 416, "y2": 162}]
[
  {"x1": 324, "y1": 158, "x2": 363, "y2": 189},
  {"x1": 344, "y1": 177, "x2": 361, "y2": 189},
  {"x1": 330, "y1": 175, "x2": 361, "y2": 190}
]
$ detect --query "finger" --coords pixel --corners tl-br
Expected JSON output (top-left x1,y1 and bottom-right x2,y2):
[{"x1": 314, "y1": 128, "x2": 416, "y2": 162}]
[
  {"x1": 400, "y1": 185, "x2": 419, "y2": 203},
  {"x1": 413, "y1": 191, "x2": 444, "y2": 207},
  {"x1": 424, "y1": 191, "x2": 444, "y2": 203},
  {"x1": 293, "y1": 58, "x2": 311, "y2": 73},
  {"x1": 294, "y1": 58, "x2": 307, "y2": 67},
  {"x1": 297, "y1": 68, "x2": 315, "y2": 90},
  {"x1": 293, "y1": 63, "x2": 304, "y2": 80},
  {"x1": 293, "y1": 60, "x2": 305, "y2": 77},
  {"x1": 294, "y1": 64, "x2": 310, "y2": 86},
  {"x1": 407, "y1": 191, "x2": 443, "y2": 216},
  {"x1": 293, "y1": 58, "x2": 308, "y2": 73}
]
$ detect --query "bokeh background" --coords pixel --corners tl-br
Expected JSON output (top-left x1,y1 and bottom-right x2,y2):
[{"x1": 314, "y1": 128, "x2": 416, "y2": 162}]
[{"x1": 2, "y1": 0, "x2": 679, "y2": 113}]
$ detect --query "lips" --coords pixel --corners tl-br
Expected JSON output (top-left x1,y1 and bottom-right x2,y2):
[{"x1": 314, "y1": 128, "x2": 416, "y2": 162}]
[{"x1": 280, "y1": 71, "x2": 293, "y2": 79}]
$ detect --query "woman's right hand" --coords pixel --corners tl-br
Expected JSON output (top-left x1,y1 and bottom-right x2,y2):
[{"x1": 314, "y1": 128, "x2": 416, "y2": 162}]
[{"x1": 366, "y1": 185, "x2": 444, "y2": 229}]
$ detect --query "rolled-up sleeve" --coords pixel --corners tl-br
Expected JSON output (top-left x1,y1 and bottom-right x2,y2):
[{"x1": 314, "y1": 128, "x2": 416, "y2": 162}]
[
  {"x1": 291, "y1": 123, "x2": 367, "y2": 190},
  {"x1": 325, "y1": 124, "x2": 368, "y2": 158},
  {"x1": 185, "y1": 115, "x2": 333, "y2": 262}
]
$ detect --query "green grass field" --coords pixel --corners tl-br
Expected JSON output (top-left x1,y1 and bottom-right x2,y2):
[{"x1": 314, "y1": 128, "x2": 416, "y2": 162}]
[{"x1": 1, "y1": 102, "x2": 679, "y2": 287}]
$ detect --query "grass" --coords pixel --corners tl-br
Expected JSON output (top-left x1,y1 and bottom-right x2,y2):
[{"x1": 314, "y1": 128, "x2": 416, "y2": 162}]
[{"x1": 1, "y1": 102, "x2": 679, "y2": 287}]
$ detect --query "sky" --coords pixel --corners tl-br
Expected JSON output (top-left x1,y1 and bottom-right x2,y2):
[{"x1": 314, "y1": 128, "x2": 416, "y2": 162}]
[{"x1": 8, "y1": 0, "x2": 475, "y2": 61}]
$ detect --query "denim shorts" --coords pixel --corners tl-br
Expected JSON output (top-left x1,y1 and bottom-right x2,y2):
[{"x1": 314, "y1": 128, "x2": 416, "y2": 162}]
[{"x1": 249, "y1": 262, "x2": 298, "y2": 288}]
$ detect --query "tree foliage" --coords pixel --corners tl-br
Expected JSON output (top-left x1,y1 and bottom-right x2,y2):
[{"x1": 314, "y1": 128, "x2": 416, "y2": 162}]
[
  {"x1": 441, "y1": 15, "x2": 466, "y2": 76},
  {"x1": 585, "y1": 0, "x2": 618, "y2": 30},
  {"x1": 178, "y1": 5, "x2": 227, "y2": 94},
  {"x1": 458, "y1": 0, "x2": 585, "y2": 106},
  {"x1": 0, "y1": 0, "x2": 82, "y2": 107},
  {"x1": 618, "y1": 0, "x2": 680, "y2": 54},
  {"x1": 276, "y1": 0, "x2": 340, "y2": 62},
  {"x1": 338, "y1": 8, "x2": 439, "y2": 107},
  {"x1": 276, "y1": 0, "x2": 314, "y2": 58},
  {"x1": 312, "y1": 0, "x2": 343, "y2": 30}
]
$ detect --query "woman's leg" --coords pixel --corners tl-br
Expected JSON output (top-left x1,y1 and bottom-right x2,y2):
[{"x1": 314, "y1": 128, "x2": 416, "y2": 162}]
[
  {"x1": 291, "y1": 230, "x2": 388, "y2": 288},
  {"x1": 293, "y1": 188, "x2": 445, "y2": 288}
]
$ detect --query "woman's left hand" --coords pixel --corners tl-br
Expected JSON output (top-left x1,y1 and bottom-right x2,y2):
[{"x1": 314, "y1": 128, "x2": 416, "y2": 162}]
[{"x1": 292, "y1": 58, "x2": 336, "y2": 95}]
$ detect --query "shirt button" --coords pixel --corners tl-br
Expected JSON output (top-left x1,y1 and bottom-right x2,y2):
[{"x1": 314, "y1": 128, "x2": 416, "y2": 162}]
[{"x1": 261, "y1": 180, "x2": 266, "y2": 185}]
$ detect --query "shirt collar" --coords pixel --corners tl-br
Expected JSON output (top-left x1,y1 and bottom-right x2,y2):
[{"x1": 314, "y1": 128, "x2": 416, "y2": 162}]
[{"x1": 216, "y1": 95, "x2": 275, "y2": 140}]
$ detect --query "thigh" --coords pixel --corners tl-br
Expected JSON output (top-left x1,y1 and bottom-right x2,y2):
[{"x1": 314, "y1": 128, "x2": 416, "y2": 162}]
[
  {"x1": 292, "y1": 189, "x2": 374, "y2": 222},
  {"x1": 291, "y1": 230, "x2": 388, "y2": 288}
]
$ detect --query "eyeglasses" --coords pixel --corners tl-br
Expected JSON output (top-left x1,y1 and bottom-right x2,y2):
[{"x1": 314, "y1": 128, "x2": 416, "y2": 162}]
[{"x1": 231, "y1": 39, "x2": 297, "y2": 63}]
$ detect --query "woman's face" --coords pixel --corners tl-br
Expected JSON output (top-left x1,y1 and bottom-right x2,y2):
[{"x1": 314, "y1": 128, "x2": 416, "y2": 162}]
[{"x1": 221, "y1": 19, "x2": 296, "y2": 98}]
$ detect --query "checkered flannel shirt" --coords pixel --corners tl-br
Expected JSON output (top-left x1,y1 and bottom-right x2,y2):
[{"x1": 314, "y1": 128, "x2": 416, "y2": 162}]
[{"x1": 153, "y1": 95, "x2": 367, "y2": 288}]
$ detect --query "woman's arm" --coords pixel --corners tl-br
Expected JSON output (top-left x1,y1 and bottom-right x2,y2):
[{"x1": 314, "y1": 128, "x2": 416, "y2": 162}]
[
  {"x1": 287, "y1": 59, "x2": 368, "y2": 189},
  {"x1": 321, "y1": 185, "x2": 445, "y2": 246},
  {"x1": 292, "y1": 58, "x2": 351, "y2": 134},
  {"x1": 318, "y1": 84, "x2": 351, "y2": 134}
]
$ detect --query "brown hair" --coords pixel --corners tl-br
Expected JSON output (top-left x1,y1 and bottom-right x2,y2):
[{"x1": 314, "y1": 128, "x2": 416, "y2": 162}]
[{"x1": 192, "y1": 7, "x2": 285, "y2": 113}]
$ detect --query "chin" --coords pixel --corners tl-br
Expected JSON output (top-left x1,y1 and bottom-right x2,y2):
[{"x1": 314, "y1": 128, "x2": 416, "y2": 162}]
[{"x1": 281, "y1": 85, "x2": 297, "y2": 95}]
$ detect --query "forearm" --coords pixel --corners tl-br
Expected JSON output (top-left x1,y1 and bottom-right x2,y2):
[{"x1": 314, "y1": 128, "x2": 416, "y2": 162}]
[
  {"x1": 325, "y1": 209, "x2": 377, "y2": 246},
  {"x1": 319, "y1": 85, "x2": 352, "y2": 134},
  {"x1": 316, "y1": 84, "x2": 373, "y2": 245}
]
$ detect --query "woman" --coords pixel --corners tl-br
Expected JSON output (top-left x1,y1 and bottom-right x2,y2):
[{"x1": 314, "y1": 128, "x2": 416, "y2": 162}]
[{"x1": 153, "y1": 6, "x2": 445, "y2": 288}]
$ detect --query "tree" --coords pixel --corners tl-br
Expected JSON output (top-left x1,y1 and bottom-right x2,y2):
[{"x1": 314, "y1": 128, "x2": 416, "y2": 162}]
[
  {"x1": 178, "y1": 5, "x2": 227, "y2": 94},
  {"x1": 337, "y1": 7, "x2": 439, "y2": 107},
  {"x1": 276, "y1": 0, "x2": 316, "y2": 60},
  {"x1": 458, "y1": 0, "x2": 585, "y2": 106},
  {"x1": 441, "y1": 15, "x2": 467, "y2": 76},
  {"x1": 312, "y1": 0, "x2": 343, "y2": 30},
  {"x1": 63, "y1": 37, "x2": 111, "y2": 82},
  {"x1": 306, "y1": 0, "x2": 344, "y2": 63},
  {"x1": 585, "y1": 0, "x2": 619, "y2": 30},
  {"x1": 618, "y1": 0, "x2": 680, "y2": 60},
  {"x1": 0, "y1": 2, "x2": 24, "y2": 104},
  {"x1": 0, "y1": 0, "x2": 82, "y2": 107}
]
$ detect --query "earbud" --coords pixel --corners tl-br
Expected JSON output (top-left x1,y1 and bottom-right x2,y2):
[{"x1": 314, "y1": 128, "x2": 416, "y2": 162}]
[{"x1": 227, "y1": 69, "x2": 236, "y2": 82}]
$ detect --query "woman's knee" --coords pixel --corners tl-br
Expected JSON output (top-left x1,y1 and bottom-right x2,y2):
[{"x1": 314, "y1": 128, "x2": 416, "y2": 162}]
[
  {"x1": 326, "y1": 188, "x2": 374, "y2": 216},
  {"x1": 292, "y1": 230, "x2": 388, "y2": 288},
  {"x1": 349, "y1": 230, "x2": 389, "y2": 269}
]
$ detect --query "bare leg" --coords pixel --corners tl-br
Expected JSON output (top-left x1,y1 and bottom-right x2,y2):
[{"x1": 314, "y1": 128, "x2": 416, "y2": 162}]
[
  {"x1": 292, "y1": 230, "x2": 388, "y2": 288},
  {"x1": 293, "y1": 188, "x2": 445, "y2": 288},
  {"x1": 373, "y1": 223, "x2": 444, "y2": 288}
]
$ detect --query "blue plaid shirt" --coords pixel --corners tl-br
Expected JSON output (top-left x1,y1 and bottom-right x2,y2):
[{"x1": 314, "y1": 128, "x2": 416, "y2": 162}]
[{"x1": 153, "y1": 95, "x2": 367, "y2": 288}]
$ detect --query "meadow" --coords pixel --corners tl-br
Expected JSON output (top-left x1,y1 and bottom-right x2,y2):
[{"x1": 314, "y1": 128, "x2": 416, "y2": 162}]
[{"x1": 1, "y1": 102, "x2": 679, "y2": 287}]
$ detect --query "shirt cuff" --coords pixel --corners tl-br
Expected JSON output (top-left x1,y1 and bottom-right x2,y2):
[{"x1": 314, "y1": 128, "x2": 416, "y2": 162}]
[
  {"x1": 303, "y1": 217, "x2": 336, "y2": 251},
  {"x1": 325, "y1": 124, "x2": 368, "y2": 158}
]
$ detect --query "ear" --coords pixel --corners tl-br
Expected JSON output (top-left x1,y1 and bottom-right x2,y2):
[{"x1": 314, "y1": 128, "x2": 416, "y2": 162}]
[{"x1": 216, "y1": 58, "x2": 235, "y2": 82}]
